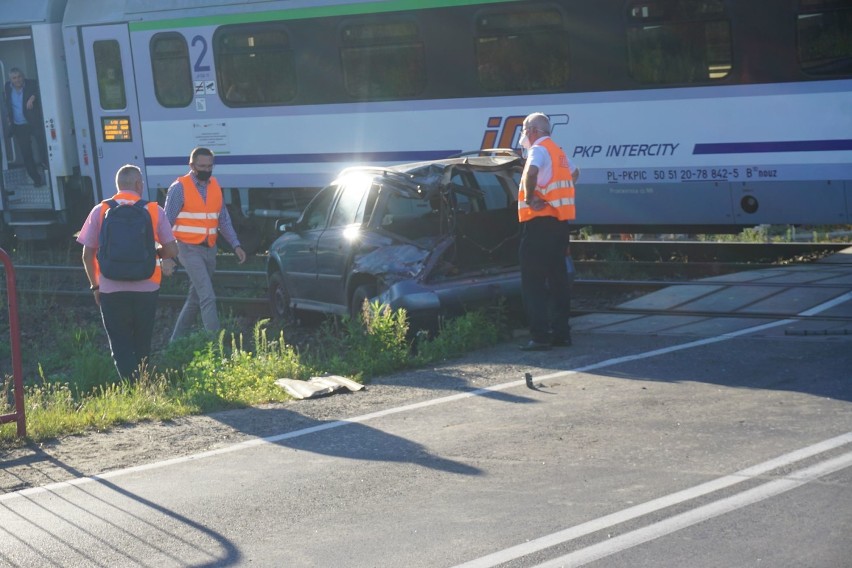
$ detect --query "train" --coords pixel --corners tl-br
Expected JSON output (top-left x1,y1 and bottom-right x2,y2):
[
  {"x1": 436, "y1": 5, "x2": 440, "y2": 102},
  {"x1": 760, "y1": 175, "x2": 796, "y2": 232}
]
[{"x1": 1, "y1": 0, "x2": 850, "y2": 252}]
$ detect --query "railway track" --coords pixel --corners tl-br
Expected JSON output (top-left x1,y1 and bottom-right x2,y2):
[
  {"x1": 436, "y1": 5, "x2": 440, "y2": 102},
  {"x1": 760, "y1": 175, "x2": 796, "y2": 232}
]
[
  {"x1": 11, "y1": 273, "x2": 850, "y2": 328},
  {"x1": 569, "y1": 240, "x2": 848, "y2": 262},
  {"x1": 2, "y1": 241, "x2": 848, "y2": 321}
]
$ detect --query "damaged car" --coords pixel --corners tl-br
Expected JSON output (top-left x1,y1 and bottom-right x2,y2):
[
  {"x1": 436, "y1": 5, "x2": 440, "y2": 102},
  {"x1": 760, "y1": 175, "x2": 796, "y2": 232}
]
[{"x1": 266, "y1": 151, "x2": 525, "y2": 327}]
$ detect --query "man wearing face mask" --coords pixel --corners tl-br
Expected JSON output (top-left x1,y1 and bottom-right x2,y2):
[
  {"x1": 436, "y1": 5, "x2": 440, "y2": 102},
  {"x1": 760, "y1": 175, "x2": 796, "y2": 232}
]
[
  {"x1": 517, "y1": 112, "x2": 579, "y2": 351},
  {"x1": 163, "y1": 146, "x2": 246, "y2": 341}
]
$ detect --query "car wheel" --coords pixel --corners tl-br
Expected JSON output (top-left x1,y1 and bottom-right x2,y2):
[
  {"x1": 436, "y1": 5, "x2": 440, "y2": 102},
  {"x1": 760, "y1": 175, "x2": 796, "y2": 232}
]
[
  {"x1": 349, "y1": 283, "x2": 376, "y2": 320},
  {"x1": 269, "y1": 272, "x2": 294, "y2": 323}
]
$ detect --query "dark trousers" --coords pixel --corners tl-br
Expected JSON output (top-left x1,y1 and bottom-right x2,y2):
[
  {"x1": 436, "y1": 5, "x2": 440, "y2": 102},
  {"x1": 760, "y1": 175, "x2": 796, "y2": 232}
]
[
  {"x1": 99, "y1": 291, "x2": 159, "y2": 380},
  {"x1": 519, "y1": 216, "x2": 571, "y2": 344},
  {"x1": 11, "y1": 122, "x2": 44, "y2": 185}
]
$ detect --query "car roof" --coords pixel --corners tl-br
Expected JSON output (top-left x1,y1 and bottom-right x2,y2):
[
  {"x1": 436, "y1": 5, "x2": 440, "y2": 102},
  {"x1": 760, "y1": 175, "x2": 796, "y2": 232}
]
[{"x1": 333, "y1": 151, "x2": 523, "y2": 197}]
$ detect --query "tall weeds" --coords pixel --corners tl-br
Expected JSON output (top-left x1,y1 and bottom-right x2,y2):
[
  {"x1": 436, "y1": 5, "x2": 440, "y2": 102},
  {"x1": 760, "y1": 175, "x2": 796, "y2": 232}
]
[{"x1": 1, "y1": 303, "x2": 503, "y2": 447}]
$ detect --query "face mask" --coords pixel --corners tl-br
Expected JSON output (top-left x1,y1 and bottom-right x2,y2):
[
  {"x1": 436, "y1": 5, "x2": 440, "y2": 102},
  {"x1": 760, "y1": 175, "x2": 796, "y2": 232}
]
[
  {"x1": 519, "y1": 132, "x2": 531, "y2": 150},
  {"x1": 195, "y1": 170, "x2": 212, "y2": 182}
]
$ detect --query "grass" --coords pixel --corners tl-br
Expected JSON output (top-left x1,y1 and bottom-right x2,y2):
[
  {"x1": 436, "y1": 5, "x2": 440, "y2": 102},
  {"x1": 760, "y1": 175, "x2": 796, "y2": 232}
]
[{"x1": 0, "y1": 298, "x2": 507, "y2": 448}]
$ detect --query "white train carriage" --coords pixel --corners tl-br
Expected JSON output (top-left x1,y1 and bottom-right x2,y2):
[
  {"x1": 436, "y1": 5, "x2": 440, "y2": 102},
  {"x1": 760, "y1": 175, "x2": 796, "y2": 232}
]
[{"x1": 6, "y1": 0, "x2": 852, "y2": 249}]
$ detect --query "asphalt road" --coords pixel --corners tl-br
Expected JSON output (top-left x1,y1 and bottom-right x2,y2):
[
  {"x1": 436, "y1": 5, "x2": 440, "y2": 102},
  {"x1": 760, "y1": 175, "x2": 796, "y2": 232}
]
[{"x1": 1, "y1": 316, "x2": 850, "y2": 567}]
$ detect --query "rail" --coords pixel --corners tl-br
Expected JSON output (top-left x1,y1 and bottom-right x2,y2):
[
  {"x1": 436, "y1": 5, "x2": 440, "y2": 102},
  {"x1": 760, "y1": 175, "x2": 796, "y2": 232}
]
[
  {"x1": 0, "y1": 247, "x2": 26, "y2": 438},
  {"x1": 4, "y1": 241, "x2": 849, "y2": 321}
]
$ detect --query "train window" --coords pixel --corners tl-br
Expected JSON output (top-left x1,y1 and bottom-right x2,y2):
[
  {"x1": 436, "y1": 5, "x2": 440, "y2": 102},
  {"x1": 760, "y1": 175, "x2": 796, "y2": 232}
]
[
  {"x1": 798, "y1": 0, "x2": 852, "y2": 76},
  {"x1": 628, "y1": 0, "x2": 725, "y2": 19},
  {"x1": 150, "y1": 33, "x2": 193, "y2": 108},
  {"x1": 340, "y1": 21, "x2": 425, "y2": 100},
  {"x1": 475, "y1": 8, "x2": 570, "y2": 93},
  {"x1": 627, "y1": 0, "x2": 732, "y2": 84},
  {"x1": 93, "y1": 40, "x2": 127, "y2": 110},
  {"x1": 214, "y1": 25, "x2": 296, "y2": 106}
]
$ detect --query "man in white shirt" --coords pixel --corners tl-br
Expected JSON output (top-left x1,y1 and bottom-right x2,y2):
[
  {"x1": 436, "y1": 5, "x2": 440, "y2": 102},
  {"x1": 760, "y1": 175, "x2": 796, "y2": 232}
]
[{"x1": 517, "y1": 112, "x2": 579, "y2": 351}]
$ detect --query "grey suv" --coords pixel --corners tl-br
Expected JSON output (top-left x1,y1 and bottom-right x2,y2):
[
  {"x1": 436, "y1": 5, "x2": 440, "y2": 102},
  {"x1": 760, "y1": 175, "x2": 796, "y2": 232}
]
[{"x1": 266, "y1": 152, "x2": 525, "y2": 327}]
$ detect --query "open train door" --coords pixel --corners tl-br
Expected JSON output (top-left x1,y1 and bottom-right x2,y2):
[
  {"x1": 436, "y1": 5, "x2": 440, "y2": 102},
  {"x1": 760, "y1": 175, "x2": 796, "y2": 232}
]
[
  {"x1": 0, "y1": 20, "x2": 63, "y2": 242},
  {"x1": 79, "y1": 24, "x2": 144, "y2": 200}
]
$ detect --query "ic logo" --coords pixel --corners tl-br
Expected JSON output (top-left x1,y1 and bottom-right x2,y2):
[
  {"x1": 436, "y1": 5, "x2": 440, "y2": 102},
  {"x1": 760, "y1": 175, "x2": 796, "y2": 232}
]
[{"x1": 480, "y1": 114, "x2": 570, "y2": 150}]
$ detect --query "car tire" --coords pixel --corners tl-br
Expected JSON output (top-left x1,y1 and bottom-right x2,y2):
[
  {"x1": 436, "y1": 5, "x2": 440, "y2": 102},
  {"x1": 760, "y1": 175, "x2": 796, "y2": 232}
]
[
  {"x1": 269, "y1": 272, "x2": 295, "y2": 323},
  {"x1": 349, "y1": 283, "x2": 376, "y2": 320}
]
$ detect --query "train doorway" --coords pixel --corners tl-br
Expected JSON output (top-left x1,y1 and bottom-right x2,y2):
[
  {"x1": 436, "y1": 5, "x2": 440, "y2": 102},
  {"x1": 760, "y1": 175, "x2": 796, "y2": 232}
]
[
  {"x1": 0, "y1": 28, "x2": 53, "y2": 242},
  {"x1": 79, "y1": 24, "x2": 144, "y2": 201}
]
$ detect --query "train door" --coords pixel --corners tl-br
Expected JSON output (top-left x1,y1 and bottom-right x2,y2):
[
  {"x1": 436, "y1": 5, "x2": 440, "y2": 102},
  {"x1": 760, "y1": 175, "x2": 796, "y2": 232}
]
[
  {"x1": 1, "y1": 44, "x2": 47, "y2": 178},
  {"x1": 80, "y1": 25, "x2": 144, "y2": 199},
  {"x1": 0, "y1": 28, "x2": 53, "y2": 241}
]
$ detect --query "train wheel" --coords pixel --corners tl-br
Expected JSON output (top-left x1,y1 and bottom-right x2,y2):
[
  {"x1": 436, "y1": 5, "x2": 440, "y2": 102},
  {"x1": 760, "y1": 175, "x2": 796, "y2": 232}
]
[
  {"x1": 226, "y1": 205, "x2": 263, "y2": 256},
  {"x1": 237, "y1": 223, "x2": 263, "y2": 256},
  {"x1": 0, "y1": 224, "x2": 15, "y2": 252}
]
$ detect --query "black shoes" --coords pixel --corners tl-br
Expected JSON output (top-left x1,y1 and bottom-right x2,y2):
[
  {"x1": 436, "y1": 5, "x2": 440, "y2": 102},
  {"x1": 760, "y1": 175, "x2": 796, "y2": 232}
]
[{"x1": 519, "y1": 340, "x2": 551, "y2": 352}]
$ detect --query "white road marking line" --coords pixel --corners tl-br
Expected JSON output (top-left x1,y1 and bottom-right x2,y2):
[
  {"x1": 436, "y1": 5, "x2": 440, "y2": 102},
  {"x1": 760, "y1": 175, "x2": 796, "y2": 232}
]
[
  {"x1": 528, "y1": 288, "x2": 852, "y2": 383},
  {"x1": 451, "y1": 290, "x2": 852, "y2": 568},
  {"x1": 532, "y1": 451, "x2": 852, "y2": 568},
  {"x1": 3, "y1": 291, "x2": 850, "y2": 504},
  {"x1": 452, "y1": 433, "x2": 852, "y2": 568}
]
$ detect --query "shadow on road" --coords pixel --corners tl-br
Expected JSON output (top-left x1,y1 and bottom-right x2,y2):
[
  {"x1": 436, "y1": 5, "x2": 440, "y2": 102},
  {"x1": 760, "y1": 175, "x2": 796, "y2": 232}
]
[
  {"x1": 212, "y1": 405, "x2": 483, "y2": 476},
  {"x1": 0, "y1": 448, "x2": 240, "y2": 567}
]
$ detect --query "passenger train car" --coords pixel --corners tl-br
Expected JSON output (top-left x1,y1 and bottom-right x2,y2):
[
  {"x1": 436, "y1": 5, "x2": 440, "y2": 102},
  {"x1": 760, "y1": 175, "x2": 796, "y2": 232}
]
[{"x1": 1, "y1": 0, "x2": 851, "y2": 250}]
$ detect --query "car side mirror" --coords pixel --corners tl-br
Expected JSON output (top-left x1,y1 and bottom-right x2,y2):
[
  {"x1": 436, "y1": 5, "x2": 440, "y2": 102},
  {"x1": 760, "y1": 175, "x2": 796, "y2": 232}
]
[{"x1": 276, "y1": 219, "x2": 297, "y2": 234}]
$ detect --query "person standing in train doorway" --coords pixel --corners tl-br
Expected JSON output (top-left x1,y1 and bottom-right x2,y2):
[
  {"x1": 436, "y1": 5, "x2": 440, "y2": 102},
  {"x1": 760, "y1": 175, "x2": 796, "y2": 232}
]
[
  {"x1": 162, "y1": 147, "x2": 247, "y2": 342},
  {"x1": 517, "y1": 112, "x2": 579, "y2": 351},
  {"x1": 3, "y1": 67, "x2": 46, "y2": 187}
]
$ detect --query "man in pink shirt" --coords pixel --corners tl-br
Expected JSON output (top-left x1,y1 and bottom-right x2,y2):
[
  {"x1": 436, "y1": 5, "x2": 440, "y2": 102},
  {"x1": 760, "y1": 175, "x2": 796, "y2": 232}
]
[{"x1": 77, "y1": 165, "x2": 178, "y2": 380}]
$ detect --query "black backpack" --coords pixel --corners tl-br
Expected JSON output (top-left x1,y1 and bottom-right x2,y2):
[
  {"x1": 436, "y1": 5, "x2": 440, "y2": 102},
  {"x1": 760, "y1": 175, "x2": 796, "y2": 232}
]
[{"x1": 97, "y1": 199, "x2": 157, "y2": 281}]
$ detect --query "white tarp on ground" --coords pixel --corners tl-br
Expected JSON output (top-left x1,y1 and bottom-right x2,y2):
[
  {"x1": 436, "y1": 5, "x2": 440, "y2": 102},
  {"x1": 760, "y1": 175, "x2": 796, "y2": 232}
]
[{"x1": 274, "y1": 375, "x2": 365, "y2": 400}]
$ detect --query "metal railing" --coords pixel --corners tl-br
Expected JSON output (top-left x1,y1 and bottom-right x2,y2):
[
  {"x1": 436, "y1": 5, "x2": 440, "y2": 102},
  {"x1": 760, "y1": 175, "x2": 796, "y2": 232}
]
[{"x1": 0, "y1": 247, "x2": 26, "y2": 438}]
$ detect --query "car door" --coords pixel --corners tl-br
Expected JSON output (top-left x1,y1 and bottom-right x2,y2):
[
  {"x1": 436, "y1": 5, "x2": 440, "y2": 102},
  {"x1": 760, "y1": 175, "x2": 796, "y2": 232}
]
[
  {"x1": 314, "y1": 176, "x2": 374, "y2": 307},
  {"x1": 280, "y1": 185, "x2": 337, "y2": 302}
]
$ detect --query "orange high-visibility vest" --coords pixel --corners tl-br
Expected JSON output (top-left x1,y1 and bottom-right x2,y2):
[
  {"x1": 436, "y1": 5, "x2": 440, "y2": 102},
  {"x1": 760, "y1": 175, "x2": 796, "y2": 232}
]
[
  {"x1": 173, "y1": 175, "x2": 222, "y2": 246},
  {"x1": 518, "y1": 137, "x2": 576, "y2": 222},
  {"x1": 97, "y1": 191, "x2": 162, "y2": 284}
]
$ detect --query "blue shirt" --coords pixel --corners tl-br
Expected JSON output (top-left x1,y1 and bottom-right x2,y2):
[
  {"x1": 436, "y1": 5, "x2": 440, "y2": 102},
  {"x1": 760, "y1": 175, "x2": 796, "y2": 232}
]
[{"x1": 10, "y1": 88, "x2": 26, "y2": 125}]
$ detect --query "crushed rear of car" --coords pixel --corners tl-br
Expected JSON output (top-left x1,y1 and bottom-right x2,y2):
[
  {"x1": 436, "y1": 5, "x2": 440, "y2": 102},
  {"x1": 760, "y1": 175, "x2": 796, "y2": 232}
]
[{"x1": 266, "y1": 152, "x2": 524, "y2": 327}]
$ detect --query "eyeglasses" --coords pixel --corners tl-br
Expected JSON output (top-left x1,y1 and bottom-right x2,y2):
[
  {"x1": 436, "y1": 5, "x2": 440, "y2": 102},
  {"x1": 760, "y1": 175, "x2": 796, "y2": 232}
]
[{"x1": 522, "y1": 126, "x2": 537, "y2": 133}]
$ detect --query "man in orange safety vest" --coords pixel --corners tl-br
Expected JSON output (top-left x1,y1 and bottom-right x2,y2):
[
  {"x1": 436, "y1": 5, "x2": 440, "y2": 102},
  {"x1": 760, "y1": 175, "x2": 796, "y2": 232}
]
[
  {"x1": 163, "y1": 147, "x2": 246, "y2": 341},
  {"x1": 517, "y1": 112, "x2": 579, "y2": 351}
]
